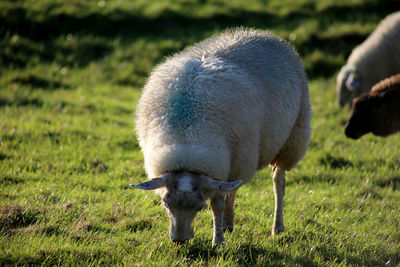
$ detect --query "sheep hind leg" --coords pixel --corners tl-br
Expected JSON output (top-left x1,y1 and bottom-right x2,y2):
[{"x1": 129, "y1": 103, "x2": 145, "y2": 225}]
[
  {"x1": 271, "y1": 166, "x2": 285, "y2": 235},
  {"x1": 223, "y1": 190, "x2": 237, "y2": 232}
]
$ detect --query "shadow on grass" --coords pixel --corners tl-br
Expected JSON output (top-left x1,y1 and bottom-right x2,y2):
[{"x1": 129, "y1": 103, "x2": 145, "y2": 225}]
[
  {"x1": 0, "y1": 175, "x2": 23, "y2": 185},
  {"x1": 1, "y1": 0, "x2": 399, "y2": 77},
  {"x1": 124, "y1": 219, "x2": 153, "y2": 232},
  {"x1": 178, "y1": 240, "x2": 290, "y2": 265},
  {"x1": 179, "y1": 235, "x2": 399, "y2": 266},
  {"x1": 0, "y1": 203, "x2": 41, "y2": 232},
  {"x1": 375, "y1": 176, "x2": 400, "y2": 191},
  {"x1": 287, "y1": 174, "x2": 337, "y2": 186},
  {"x1": 2, "y1": 1, "x2": 398, "y2": 39},
  {"x1": 0, "y1": 247, "x2": 118, "y2": 266},
  {"x1": 0, "y1": 96, "x2": 43, "y2": 108},
  {"x1": 319, "y1": 154, "x2": 353, "y2": 169},
  {"x1": 10, "y1": 73, "x2": 70, "y2": 90}
]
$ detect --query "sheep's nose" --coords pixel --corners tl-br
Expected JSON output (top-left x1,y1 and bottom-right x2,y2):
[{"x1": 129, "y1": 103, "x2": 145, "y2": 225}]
[{"x1": 344, "y1": 125, "x2": 361, "y2": 139}]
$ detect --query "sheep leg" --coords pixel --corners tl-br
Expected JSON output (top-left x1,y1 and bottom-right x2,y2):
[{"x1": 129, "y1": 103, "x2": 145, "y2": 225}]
[
  {"x1": 271, "y1": 166, "x2": 285, "y2": 234},
  {"x1": 210, "y1": 193, "x2": 226, "y2": 245},
  {"x1": 223, "y1": 190, "x2": 237, "y2": 232}
]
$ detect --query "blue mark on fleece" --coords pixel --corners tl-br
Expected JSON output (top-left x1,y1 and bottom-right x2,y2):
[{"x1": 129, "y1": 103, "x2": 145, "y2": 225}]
[
  {"x1": 167, "y1": 58, "x2": 203, "y2": 130},
  {"x1": 168, "y1": 90, "x2": 197, "y2": 129}
]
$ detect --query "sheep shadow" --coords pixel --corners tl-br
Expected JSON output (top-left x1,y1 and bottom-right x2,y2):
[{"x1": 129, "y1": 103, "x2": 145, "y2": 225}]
[
  {"x1": 178, "y1": 226, "x2": 399, "y2": 266},
  {"x1": 178, "y1": 240, "x2": 295, "y2": 265}
]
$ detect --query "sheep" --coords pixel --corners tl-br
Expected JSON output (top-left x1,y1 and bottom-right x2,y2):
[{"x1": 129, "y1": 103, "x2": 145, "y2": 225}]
[
  {"x1": 345, "y1": 73, "x2": 400, "y2": 139},
  {"x1": 131, "y1": 28, "x2": 312, "y2": 245},
  {"x1": 336, "y1": 11, "x2": 400, "y2": 107}
]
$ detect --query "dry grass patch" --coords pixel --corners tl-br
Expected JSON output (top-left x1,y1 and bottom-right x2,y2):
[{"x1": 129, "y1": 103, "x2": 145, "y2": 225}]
[{"x1": 0, "y1": 203, "x2": 40, "y2": 232}]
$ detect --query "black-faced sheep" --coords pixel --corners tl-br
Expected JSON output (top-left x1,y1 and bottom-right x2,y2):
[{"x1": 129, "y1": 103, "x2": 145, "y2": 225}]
[
  {"x1": 337, "y1": 11, "x2": 400, "y2": 107},
  {"x1": 131, "y1": 28, "x2": 312, "y2": 245},
  {"x1": 345, "y1": 73, "x2": 400, "y2": 139}
]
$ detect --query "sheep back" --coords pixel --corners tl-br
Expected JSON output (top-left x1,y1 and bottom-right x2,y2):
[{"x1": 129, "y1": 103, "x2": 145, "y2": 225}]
[
  {"x1": 337, "y1": 11, "x2": 400, "y2": 106},
  {"x1": 370, "y1": 73, "x2": 400, "y2": 95}
]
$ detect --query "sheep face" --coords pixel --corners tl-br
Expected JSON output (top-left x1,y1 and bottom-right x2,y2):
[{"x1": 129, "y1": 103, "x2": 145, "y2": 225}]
[
  {"x1": 162, "y1": 173, "x2": 206, "y2": 243},
  {"x1": 131, "y1": 172, "x2": 242, "y2": 243},
  {"x1": 345, "y1": 95, "x2": 372, "y2": 139}
]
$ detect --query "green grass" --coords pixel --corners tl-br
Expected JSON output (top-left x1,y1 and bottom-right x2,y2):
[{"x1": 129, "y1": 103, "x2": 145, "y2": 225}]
[{"x1": 1, "y1": 0, "x2": 400, "y2": 265}]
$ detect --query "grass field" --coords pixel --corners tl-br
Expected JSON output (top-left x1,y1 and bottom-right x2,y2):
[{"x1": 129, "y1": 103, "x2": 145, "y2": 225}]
[{"x1": 1, "y1": 0, "x2": 400, "y2": 265}]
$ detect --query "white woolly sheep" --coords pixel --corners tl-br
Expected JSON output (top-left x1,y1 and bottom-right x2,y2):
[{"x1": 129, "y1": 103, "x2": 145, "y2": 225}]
[
  {"x1": 131, "y1": 28, "x2": 312, "y2": 245},
  {"x1": 345, "y1": 73, "x2": 400, "y2": 139},
  {"x1": 337, "y1": 11, "x2": 400, "y2": 107}
]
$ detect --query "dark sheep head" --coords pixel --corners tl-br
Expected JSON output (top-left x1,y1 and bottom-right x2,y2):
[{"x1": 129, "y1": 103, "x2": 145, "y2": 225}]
[{"x1": 344, "y1": 94, "x2": 373, "y2": 139}]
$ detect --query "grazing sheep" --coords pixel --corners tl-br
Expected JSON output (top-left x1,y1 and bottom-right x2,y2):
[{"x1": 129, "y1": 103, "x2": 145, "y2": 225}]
[
  {"x1": 337, "y1": 11, "x2": 400, "y2": 107},
  {"x1": 345, "y1": 73, "x2": 400, "y2": 139},
  {"x1": 131, "y1": 28, "x2": 312, "y2": 245}
]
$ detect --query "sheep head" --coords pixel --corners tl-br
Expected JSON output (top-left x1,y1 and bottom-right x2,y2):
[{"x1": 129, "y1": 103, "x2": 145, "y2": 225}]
[
  {"x1": 345, "y1": 94, "x2": 373, "y2": 139},
  {"x1": 131, "y1": 172, "x2": 242, "y2": 243}
]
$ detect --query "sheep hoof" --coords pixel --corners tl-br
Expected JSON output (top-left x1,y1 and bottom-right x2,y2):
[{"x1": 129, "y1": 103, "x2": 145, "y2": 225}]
[
  {"x1": 223, "y1": 226, "x2": 233, "y2": 233},
  {"x1": 271, "y1": 224, "x2": 285, "y2": 235},
  {"x1": 212, "y1": 240, "x2": 225, "y2": 247}
]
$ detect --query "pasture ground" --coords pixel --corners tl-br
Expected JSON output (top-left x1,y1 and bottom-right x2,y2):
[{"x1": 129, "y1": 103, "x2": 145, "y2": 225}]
[{"x1": 1, "y1": 0, "x2": 400, "y2": 265}]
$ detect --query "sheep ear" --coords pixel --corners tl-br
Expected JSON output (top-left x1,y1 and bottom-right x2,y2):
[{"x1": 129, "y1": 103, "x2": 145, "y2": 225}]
[
  {"x1": 345, "y1": 72, "x2": 360, "y2": 92},
  {"x1": 130, "y1": 176, "x2": 167, "y2": 190},
  {"x1": 203, "y1": 176, "x2": 243, "y2": 192}
]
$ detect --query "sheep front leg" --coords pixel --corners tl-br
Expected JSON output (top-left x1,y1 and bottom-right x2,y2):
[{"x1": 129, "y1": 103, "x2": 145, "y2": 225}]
[
  {"x1": 210, "y1": 193, "x2": 226, "y2": 245},
  {"x1": 223, "y1": 190, "x2": 237, "y2": 232},
  {"x1": 271, "y1": 166, "x2": 286, "y2": 234}
]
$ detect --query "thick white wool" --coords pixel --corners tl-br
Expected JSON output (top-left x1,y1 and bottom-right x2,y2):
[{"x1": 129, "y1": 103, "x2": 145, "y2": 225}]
[
  {"x1": 136, "y1": 28, "x2": 312, "y2": 182},
  {"x1": 337, "y1": 11, "x2": 400, "y2": 106}
]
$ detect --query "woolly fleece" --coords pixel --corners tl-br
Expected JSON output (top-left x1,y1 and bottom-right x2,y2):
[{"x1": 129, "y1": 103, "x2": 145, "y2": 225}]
[{"x1": 136, "y1": 28, "x2": 312, "y2": 183}]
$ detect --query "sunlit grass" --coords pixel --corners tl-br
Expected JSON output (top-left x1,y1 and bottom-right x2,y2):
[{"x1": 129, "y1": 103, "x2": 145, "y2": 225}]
[{"x1": 1, "y1": 0, "x2": 399, "y2": 265}]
